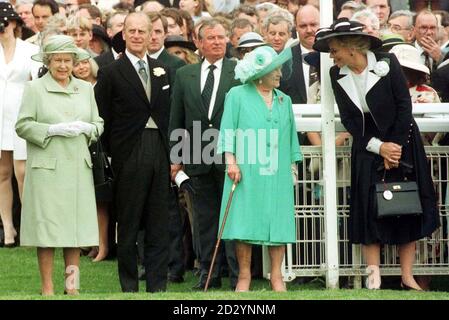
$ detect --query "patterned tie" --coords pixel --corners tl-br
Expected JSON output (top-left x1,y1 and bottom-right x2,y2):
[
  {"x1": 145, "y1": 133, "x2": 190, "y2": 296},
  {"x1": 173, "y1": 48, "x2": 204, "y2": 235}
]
[
  {"x1": 137, "y1": 59, "x2": 148, "y2": 83},
  {"x1": 423, "y1": 52, "x2": 432, "y2": 73},
  {"x1": 202, "y1": 64, "x2": 216, "y2": 112},
  {"x1": 309, "y1": 65, "x2": 318, "y2": 87}
]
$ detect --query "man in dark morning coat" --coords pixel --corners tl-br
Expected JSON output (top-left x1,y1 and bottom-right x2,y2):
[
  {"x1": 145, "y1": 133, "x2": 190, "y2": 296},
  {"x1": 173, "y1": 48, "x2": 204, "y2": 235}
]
[
  {"x1": 94, "y1": 12, "x2": 171, "y2": 293},
  {"x1": 146, "y1": 11, "x2": 186, "y2": 283},
  {"x1": 169, "y1": 19, "x2": 239, "y2": 290}
]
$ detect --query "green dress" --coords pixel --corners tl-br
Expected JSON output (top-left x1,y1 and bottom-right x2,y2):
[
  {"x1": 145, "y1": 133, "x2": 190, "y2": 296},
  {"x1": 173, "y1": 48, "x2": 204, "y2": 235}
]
[{"x1": 217, "y1": 83, "x2": 302, "y2": 245}]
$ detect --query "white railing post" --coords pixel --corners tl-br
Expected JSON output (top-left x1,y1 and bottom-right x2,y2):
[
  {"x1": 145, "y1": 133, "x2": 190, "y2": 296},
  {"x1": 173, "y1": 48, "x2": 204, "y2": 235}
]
[{"x1": 320, "y1": 0, "x2": 340, "y2": 289}]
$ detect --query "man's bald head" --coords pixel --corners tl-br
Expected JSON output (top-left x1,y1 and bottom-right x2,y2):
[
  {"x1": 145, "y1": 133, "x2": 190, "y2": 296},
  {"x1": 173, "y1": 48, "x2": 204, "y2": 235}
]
[{"x1": 296, "y1": 4, "x2": 320, "y2": 50}]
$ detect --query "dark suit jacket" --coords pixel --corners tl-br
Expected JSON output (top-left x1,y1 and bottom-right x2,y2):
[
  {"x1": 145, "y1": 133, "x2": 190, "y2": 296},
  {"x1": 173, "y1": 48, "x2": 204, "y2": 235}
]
[
  {"x1": 279, "y1": 45, "x2": 307, "y2": 104},
  {"x1": 157, "y1": 49, "x2": 186, "y2": 80},
  {"x1": 95, "y1": 51, "x2": 115, "y2": 69},
  {"x1": 169, "y1": 58, "x2": 240, "y2": 176},
  {"x1": 330, "y1": 51, "x2": 412, "y2": 150},
  {"x1": 95, "y1": 54, "x2": 172, "y2": 170},
  {"x1": 431, "y1": 62, "x2": 449, "y2": 102}
]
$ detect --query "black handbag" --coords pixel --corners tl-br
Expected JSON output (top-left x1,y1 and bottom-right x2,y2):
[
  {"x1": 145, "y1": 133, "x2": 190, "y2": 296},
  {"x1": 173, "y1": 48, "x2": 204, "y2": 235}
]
[
  {"x1": 89, "y1": 140, "x2": 114, "y2": 202},
  {"x1": 375, "y1": 164, "x2": 423, "y2": 219}
]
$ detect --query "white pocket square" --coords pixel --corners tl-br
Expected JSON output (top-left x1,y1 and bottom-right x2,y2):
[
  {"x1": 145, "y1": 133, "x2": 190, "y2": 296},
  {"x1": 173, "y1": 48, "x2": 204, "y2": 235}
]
[{"x1": 162, "y1": 84, "x2": 170, "y2": 90}]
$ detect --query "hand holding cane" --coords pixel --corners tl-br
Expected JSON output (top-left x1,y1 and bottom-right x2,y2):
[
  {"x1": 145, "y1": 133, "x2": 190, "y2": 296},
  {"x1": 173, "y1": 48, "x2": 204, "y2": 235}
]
[{"x1": 204, "y1": 182, "x2": 237, "y2": 292}]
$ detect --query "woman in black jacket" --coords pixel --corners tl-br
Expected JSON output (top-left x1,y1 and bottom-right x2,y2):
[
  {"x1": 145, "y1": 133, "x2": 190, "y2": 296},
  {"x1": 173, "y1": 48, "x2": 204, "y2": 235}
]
[{"x1": 313, "y1": 18, "x2": 440, "y2": 291}]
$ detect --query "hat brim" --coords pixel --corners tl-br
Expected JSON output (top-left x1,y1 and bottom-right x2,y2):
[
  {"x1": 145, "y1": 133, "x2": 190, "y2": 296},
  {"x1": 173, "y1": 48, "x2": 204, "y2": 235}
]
[
  {"x1": 112, "y1": 31, "x2": 126, "y2": 54},
  {"x1": 313, "y1": 32, "x2": 382, "y2": 53},
  {"x1": 31, "y1": 49, "x2": 91, "y2": 63},
  {"x1": 245, "y1": 46, "x2": 292, "y2": 83},
  {"x1": 164, "y1": 40, "x2": 196, "y2": 52},
  {"x1": 399, "y1": 59, "x2": 430, "y2": 75},
  {"x1": 237, "y1": 40, "x2": 266, "y2": 49}
]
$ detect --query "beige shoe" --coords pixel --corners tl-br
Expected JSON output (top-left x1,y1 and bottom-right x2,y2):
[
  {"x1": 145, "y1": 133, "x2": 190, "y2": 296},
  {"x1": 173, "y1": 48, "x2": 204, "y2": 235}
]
[{"x1": 365, "y1": 265, "x2": 381, "y2": 290}]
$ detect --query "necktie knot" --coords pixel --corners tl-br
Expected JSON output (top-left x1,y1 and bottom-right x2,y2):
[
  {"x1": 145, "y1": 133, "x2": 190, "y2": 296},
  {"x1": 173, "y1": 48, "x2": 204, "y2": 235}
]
[{"x1": 138, "y1": 59, "x2": 148, "y2": 83}]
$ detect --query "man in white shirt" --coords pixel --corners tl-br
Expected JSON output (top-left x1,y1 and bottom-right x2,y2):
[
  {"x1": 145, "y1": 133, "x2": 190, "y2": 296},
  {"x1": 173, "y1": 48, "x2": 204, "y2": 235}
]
[{"x1": 413, "y1": 9, "x2": 442, "y2": 74}]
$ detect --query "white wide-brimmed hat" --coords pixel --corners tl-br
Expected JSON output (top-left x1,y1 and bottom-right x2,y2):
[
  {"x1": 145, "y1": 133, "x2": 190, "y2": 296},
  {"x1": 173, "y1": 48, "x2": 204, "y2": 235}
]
[{"x1": 389, "y1": 44, "x2": 430, "y2": 75}]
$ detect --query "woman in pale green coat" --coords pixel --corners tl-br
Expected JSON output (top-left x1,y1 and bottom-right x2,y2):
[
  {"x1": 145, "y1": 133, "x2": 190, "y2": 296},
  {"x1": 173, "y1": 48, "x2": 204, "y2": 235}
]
[
  {"x1": 15, "y1": 35, "x2": 103, "y2": 296},
  {"x1": 218, "y1": 45, "x2": 302, "y2": 292}
]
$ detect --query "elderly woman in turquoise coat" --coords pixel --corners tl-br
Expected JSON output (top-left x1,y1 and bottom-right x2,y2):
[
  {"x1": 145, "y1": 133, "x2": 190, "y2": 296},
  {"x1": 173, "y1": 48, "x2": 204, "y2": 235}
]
[
  {"x1": 15, "y1": 35, "x2": 103, "y2": 296},
  {"x1": 218, "y1": 45, "x2": 302, "y2": 292}
]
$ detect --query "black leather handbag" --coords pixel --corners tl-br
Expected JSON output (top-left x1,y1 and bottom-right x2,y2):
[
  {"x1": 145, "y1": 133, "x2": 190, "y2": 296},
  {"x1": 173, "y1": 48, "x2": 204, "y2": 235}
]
[
  {"x1": 90, "y1": 140, "x2": 114, "y2": 202},
  {"x1": 375, "y1": 164, "x2": 423, "y2": 219}
]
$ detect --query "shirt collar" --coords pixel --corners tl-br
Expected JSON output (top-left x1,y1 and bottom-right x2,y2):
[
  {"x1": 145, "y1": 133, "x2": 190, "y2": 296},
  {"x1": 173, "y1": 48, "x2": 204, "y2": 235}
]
[
  {"x1": 339, "y1": 50, "x2": 376, "y2": 75},
  {"x1": 414, "y1": 41, "x2": 425, "y2": 55},
  {"x1": 125, "y1": 49, "x2": 149, "y2": 67},
  {"x1": 202, "y1": 58, "x2": 223, "y2": 73},
  {"x1": 149, "y1": 47, "x2": 164, "y2": 59},
  {"x1": 43, "y1": 72, "x2": 80, "y2": 94}
]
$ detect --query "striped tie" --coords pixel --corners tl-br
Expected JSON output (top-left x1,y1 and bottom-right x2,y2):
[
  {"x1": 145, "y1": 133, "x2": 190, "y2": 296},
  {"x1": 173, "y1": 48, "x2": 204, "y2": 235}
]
[
  {"x1": 202, "y1": 64, "x2": 216, "y2": 112},
  {"x1": 138, "y1": 59, "x2": 148, "y2": 83}
]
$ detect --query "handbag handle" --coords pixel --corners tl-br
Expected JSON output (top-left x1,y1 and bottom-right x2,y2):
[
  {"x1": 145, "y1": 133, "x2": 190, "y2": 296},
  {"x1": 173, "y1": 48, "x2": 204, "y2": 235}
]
[{"x1": 96, "y1": 140, "x2": 114, "y2": 178}]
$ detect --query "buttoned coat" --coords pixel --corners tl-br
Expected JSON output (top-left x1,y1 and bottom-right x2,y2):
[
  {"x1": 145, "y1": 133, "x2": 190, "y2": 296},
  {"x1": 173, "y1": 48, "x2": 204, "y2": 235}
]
[
  {"x1": 330, "y1": 51, "x2": 439, "y2": 244},
  {"x1": 95, "y1": 54, "x2": 172, "y2": 170},
  {"x1": 217, "y1": 83, "x2": 302, "y2": 244},
  {"x1": 16, "y1": 73, "x2": 104, "y2": 247},
  {"x1": 0, "y1": 38, "x2": 40, "y2": 159}
]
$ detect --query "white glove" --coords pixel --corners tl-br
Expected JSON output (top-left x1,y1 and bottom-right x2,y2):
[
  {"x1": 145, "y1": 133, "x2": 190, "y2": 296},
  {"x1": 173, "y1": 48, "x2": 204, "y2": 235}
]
[
  {"x1": 69, "y1": 121, "x2": 96, "y2": 135},
  {"x1": 47, "y1": 123, "x2": 82, "y2": 137},
  {"x1": 292, "y1": 163, "x2": 298, "y2": 184}
]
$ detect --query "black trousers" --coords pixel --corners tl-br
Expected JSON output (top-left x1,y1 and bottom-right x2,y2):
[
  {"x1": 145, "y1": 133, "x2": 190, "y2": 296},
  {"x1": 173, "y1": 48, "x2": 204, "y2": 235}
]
[
  {"x1": 190, "y1": 167, "x2": 238, "y2": 286},
  {"x1": 115, "y1": 129, "x2": 169, "y2": 292},
  {"x1": 168, "y1": 186, "x2": 185, "y2": 278}
]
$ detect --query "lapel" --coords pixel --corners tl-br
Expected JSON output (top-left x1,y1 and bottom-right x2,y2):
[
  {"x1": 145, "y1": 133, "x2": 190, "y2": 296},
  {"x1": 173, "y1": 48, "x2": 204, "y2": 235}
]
[
  {"x1": 210, "y1": 58, "x2": 233, "y2": 121},
  {"x1": 189, "y1": 62, "x2": 209, "y2": 117},
  {"x1": 365, "y1": 51, "x2": 381, "y2": 94},
  {"x1": 148, "y1": 56, "x2": 163, "y2": 109},
  {"x1": 336, "y1": 51, "x2": 381, "y2": 114},
  {"x1": 117, "y1": 54, "x2": 150, "y2": 107}
]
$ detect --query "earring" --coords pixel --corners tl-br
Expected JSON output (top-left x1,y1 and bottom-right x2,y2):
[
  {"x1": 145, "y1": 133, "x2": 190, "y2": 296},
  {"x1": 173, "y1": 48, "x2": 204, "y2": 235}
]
[{"x1": 259, "y1": 79, "x2": 263, "y2": 84}]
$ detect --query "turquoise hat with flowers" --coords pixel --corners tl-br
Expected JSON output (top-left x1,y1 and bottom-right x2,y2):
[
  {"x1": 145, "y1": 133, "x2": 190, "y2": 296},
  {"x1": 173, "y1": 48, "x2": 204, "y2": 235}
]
[
  {"x1": 234, "y1": 45, "x2": 292, "y2": 83},
  {"x1": 31, "y1": 35, "x2": 91, "y2": 64}
]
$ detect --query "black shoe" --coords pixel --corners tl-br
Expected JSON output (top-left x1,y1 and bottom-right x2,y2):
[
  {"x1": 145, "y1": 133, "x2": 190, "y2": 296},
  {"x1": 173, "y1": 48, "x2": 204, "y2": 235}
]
[
  {"x1": 192, "y1": 277, "x2": 222, "y2": 290},
  {"x1": 168, "y1": 275, "x2": 184, "y2": 283}
]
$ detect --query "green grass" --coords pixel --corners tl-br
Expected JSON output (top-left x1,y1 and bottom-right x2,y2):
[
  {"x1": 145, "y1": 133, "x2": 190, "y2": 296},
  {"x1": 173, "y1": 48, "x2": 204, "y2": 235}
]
[{"x1": 1, "y1": 247, "x2": 449, "y2": 300}]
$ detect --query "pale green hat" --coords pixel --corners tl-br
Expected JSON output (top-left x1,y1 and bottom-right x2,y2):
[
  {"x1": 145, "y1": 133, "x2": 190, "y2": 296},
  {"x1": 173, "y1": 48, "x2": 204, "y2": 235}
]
[
  {"x1": 31, "y1": 35, "x2": 91, "y2": 63},
  {"x1": 234, "y1": 45, "x2": 292, "y2": 83}
]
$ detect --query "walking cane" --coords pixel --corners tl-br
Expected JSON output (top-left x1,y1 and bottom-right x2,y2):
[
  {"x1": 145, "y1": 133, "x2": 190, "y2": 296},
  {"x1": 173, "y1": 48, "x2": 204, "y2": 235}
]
[{"x1": 204, "y1": 182, "x2": 237, "y2": 292}]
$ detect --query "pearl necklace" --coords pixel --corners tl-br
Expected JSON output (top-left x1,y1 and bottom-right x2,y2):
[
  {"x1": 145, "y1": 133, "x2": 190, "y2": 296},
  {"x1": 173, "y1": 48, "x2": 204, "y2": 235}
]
[{"x1": 257, "y1": 88, "x2": 273, "y2": 106}]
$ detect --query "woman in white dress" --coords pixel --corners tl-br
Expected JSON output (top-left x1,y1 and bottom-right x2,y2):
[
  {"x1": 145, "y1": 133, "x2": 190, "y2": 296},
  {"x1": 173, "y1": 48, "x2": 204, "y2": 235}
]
[{"x1": 0, "y1": 2, "x2": 39, "y2": 247}]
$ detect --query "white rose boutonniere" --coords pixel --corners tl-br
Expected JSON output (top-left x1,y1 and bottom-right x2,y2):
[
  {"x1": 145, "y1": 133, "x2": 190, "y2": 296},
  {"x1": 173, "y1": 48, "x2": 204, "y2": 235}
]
[
  {"x1": 153, "y1": 67, "x2": 166, "y2": 77},
  {"x1": 373, "y1": 60, "x2": 390, "y2": 77}
]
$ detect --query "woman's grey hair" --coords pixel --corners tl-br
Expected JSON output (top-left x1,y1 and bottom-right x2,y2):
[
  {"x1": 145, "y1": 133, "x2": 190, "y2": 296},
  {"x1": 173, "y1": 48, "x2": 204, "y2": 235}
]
[
  {"x1": 352, "y1": 9, "x2": 380, "y2": 31},
  {"x1": 74, "y1": 57, "x2": 99, "y2": 79},
  {"x1": 88, "y1": 57, "x2": 99, "y2": 78},
  {"x1": 262, "y1": 11, "x2": 294, "y2": 33},
  {"x1": 388, "y1": 10, "x2": 415, "y2": 29},
  {"x1": 42, "y1": 53, "x2": 76, "y2": 67},
  {"x1": 329, "y1": 35, "x2": 371, "y2": 54}
]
